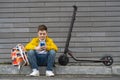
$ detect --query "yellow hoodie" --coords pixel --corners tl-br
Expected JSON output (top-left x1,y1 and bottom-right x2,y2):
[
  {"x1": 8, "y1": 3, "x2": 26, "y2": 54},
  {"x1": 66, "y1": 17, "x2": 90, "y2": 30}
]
[{"x1": 25, "y1": 37, "x2": 58, "y2": 52}]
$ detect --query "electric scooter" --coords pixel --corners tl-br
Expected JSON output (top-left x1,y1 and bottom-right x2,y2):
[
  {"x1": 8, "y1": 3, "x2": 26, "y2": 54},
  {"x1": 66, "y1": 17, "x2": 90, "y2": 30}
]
[{"x1": 58, "y1": 5, "x2": 113, "y2": 66}]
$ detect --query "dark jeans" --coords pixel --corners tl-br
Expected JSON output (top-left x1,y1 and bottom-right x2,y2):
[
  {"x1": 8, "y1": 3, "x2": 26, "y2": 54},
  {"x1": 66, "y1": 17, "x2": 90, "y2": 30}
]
[{"x1": 27, "y1": 50, "x2": 56, "y2": 71}]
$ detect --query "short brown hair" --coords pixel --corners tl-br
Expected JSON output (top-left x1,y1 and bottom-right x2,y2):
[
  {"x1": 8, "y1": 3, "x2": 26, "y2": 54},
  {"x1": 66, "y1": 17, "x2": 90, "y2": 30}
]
[{"x1": 38, "y1": 25, "x2": 47, "y2": 32}]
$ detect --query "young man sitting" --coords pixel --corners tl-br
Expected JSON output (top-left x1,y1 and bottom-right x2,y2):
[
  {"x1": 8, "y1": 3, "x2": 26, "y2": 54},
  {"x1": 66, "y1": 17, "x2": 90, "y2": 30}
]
[{"x1": 25, "y1": 25, "x2": 58, "y2": 77}]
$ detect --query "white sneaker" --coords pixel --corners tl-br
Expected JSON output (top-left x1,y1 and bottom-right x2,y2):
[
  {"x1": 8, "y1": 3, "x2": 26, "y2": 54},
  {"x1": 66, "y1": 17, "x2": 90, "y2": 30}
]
[
  {"x1": 29, "y1": 69, "x2": 39, "y2": 76},
  {"x1": 46, "y1": 70, "x2": 55, "y2": 77}
]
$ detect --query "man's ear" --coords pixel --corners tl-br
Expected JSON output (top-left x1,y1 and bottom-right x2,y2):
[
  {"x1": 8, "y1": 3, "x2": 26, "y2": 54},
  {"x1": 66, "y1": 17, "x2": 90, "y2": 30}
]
[
  {"x1": 37, "y1": 32, "x2": 39, "y2": 35},
  {"x1": 37, "y1": 32, "x2": 39, "y2": 36},
  {"x1": 46, "y1": 31, "x2": 48, "y2": 36}
]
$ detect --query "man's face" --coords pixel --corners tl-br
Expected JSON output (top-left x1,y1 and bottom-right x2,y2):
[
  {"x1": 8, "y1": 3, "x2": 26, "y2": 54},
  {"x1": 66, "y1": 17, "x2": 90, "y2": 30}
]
[{"x1": 38, "y1": 30, "x2": 47, "y2": 40}]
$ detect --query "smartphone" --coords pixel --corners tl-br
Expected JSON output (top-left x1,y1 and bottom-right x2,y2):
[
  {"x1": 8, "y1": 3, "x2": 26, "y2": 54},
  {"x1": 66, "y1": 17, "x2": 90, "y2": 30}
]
[{"x1": 40, "y1": 41, "x2": 45, "y2": 47}]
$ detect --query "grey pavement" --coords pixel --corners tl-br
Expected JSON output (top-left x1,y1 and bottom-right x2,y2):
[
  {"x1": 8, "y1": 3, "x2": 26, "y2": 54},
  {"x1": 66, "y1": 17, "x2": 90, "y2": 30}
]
[
  {"x1": 0, "y1": 65, "x2": 120, "y2": 75},
  {"x1": 0, "y1": 75, "x2": 120, "y2": 80},
  {"x1": 0, "y1": 64, "x2": 120, "y2": 80}
]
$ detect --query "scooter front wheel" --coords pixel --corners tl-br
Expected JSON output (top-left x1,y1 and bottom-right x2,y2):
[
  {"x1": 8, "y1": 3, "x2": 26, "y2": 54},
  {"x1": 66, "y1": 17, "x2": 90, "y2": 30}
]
[{"x1": 58, "y1": 54, "x2": 69, "y2": 66}]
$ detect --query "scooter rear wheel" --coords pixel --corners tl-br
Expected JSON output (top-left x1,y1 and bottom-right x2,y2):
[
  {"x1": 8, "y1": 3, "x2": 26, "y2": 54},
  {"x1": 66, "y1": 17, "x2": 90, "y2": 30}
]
[
  {"x1": 58, "y1": 54, "x2": 69, "y2": 66},
  {"x1": 101, "y1": 56, "x2": 113, "y2": 66}
]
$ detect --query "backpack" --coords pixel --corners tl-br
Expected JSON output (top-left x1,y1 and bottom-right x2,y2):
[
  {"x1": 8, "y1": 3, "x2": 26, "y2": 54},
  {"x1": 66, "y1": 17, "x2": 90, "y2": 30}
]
[{"x1": 11, "y1": 44, "x2": 29, "y2": 70}]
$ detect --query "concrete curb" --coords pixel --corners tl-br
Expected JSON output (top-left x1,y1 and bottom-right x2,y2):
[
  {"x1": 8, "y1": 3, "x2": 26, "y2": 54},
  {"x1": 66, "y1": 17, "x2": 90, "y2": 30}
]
[{"x1": 0, "y1": 65, "x2": 120, "y2": 75}]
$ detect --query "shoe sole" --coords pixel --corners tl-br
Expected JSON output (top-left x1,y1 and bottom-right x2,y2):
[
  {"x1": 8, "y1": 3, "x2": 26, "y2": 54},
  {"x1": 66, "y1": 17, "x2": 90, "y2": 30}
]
[
  {"x1": 46, "y1": 75, "x2": 55, "y2": 77},
  {"x1": 26, "y1": 74, "x2": 39, "y2": 77}
]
